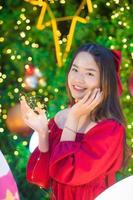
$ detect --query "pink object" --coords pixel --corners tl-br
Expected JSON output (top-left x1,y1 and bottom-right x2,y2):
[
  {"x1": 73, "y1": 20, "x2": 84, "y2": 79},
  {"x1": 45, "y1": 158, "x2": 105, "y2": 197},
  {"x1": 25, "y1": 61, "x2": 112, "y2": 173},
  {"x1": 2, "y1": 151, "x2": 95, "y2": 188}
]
[
  {"x1": 0, "y1": 151, "x2": 20, "y2": 200},
  {"x1": 26, "y1": 117, "x2": 125, "y2": 200}
]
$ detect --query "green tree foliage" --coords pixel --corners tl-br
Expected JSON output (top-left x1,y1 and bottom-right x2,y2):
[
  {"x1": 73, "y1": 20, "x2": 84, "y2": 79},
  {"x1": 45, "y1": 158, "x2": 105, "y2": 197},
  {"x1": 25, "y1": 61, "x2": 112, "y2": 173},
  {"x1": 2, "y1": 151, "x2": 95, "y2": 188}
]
[{"x1": 0, "y1": 0, "x2": 133, "y2": 199}]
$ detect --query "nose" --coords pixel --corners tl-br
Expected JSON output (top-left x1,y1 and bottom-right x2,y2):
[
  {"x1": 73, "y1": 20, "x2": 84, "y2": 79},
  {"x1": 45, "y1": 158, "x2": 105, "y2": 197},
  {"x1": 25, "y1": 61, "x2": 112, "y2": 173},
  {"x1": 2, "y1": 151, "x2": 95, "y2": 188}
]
[{"x1": 75, "y1": 73, "x2": 85, "y2": 83}]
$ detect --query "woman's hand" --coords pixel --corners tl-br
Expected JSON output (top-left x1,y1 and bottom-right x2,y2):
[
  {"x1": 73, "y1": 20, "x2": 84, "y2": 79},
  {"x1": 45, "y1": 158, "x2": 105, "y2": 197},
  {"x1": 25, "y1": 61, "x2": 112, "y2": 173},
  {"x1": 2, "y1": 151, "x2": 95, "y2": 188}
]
[
  {"x1": 20, "y1": 96, "x2": 48, "y2": 136},
  {"x1": 70, "y1": 88, "x2": 103, "y2": 118}
]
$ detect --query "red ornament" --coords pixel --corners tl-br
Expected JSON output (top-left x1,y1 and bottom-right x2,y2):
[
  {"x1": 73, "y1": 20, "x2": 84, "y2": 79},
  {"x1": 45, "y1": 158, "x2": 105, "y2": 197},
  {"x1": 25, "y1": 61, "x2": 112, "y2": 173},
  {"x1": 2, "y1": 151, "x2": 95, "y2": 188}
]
[
  {"x1": 25, "y1": 64, "x2": 35, "y2": 76},
  {"x1": 6, "y1": 103, "x2": 33, "y2": 137},
  {"x1": 128, "y1": 71, "x2": 133, "y2": 96},
  {"x1": 24, "y1": 64, "x2": 43, "y2": 91}
]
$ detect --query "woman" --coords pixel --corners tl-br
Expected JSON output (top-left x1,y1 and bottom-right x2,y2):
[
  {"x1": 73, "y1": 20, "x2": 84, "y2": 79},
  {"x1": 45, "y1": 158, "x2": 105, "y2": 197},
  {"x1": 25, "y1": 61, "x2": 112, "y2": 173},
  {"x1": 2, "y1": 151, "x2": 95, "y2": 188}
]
[{"x1": 20, "y1": 43, "x2": 129, "y2": 200}]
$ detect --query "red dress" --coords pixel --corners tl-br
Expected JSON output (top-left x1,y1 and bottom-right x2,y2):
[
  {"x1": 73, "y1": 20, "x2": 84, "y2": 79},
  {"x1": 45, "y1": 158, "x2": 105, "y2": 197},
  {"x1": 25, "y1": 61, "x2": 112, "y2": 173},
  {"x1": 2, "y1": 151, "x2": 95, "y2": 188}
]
[{"x1": 26, "y1": 117, "x2": 125, "y2": 200}]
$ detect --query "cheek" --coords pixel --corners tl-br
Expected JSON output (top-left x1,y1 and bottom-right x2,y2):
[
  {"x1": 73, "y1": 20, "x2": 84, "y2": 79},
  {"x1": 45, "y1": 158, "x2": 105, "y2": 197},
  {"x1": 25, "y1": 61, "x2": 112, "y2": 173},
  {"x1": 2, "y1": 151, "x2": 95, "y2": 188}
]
[
  {"x1": 67, "y1": 73, "x2": 72, "y2": 88},
  {"x1": 85, "y1": 76, "x2": 100, "y2": 87},
  {"x1": 68, "y1": 72, "x2": 74, "y2": 83},
  {"x1": 96, "y1": 74, "x2": 101, "y2": 86}
]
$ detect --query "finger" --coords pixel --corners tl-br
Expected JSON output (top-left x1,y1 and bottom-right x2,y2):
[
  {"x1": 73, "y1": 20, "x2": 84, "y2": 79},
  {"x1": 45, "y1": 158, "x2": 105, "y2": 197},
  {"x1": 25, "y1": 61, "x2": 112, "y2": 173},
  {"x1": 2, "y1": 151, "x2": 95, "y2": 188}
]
[
  {"x1": 20, "y1": 95, "x2": 25, "y2": 99},
  {"x1": 84, "y1": 88, "x2": 99, "y2": 104},
  {"x1": 20, "y1": 99, "x2": 33, "y2": 120},
  {"x1": 86, "y1": 91, "x2": 103, "y2": 108},
  {"x1": 82, "y1": 91, "x2": 92, "y2": 103},
  {"x1": 35, "y1": 107, "x2": 48, "y2": 121},
  {"x1": 20, "y1": 102, "x2": 29, "y2": 120},
  {"x1": 20, "y1": 100, "x2": 27, "y2": 112},
  {"x1": 35, "y1": 107, "x2": 46, "y2": 115},
  {"x1": 20, "y1": 96, "x2": 31, "y2": 110},
  {"x1": 90, "y1": 90, "x2": 102, "y2": 104},
  {"x1": 20, "y1": 95, "x2": 26, "y2": 102},
  {"x1": 79, "y1": 90, "x2": 92, "y2": 104},
  {"x1": 94, "y1": 90, "x2": 103, "y2": 100},
  {"x1": 22, "y1": 96, "x2": 28, "y2": 106},
  {"x1": 20, "y1": 96, "x2": 27, "y2": 105},
  {"x1": 20, "y1": 100, "x2": 30, "y2": 113}
]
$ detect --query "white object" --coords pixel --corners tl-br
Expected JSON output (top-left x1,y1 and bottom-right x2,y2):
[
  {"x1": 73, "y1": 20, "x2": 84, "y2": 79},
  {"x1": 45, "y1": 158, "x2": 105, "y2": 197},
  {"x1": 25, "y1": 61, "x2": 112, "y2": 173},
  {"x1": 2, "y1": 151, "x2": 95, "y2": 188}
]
[
  {"x1": 25, "y1": 76, "x2": 38, "y2": 88},
  {"x1": 95, "y1": 175, "x2": 133, "y2": 200},
  {"x1": 0, "y1": 151, "x2": 9, "y2": 177},
  {"x1": 29, "y1": 131, "x2": 39, "y2": 153}
]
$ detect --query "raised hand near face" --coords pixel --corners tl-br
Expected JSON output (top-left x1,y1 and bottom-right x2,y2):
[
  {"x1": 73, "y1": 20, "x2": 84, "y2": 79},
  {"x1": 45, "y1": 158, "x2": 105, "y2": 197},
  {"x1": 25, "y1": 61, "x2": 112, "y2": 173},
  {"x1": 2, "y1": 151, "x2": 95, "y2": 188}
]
[{"x1": 70, "y1": 88, "x2": 103, "y2": 118}]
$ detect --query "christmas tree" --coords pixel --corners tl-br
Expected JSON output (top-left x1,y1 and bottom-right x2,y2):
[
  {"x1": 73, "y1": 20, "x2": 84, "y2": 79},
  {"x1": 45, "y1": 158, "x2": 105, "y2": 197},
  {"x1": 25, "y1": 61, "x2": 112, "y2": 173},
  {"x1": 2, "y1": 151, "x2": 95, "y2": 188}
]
[{"x1": 0, "y1": 0, "x2": 133, "y2": 199}]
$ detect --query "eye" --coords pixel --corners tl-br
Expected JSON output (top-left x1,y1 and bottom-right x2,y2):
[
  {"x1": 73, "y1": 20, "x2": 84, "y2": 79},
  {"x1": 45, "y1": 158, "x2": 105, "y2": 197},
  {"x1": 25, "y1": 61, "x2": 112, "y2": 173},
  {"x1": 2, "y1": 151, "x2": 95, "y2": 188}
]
[
  {"x1": 72, "y1": 68, "x2": 78, "y2": 72},
  {"x1": 86, "y1": 73, "x2": 94, "y2": 76}
]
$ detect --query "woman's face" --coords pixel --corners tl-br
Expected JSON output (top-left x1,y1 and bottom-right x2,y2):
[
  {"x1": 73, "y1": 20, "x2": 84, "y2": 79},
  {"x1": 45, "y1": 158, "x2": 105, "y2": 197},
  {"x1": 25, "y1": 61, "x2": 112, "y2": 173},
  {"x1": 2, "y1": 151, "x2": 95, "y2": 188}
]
[{"x1": 68, "y1": 51, "x2": 100, "y2": 101}]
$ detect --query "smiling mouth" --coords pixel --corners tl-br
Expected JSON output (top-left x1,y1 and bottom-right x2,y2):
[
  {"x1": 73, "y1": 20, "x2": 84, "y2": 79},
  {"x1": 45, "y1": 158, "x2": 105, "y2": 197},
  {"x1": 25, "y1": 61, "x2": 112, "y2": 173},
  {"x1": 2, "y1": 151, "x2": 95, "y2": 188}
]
[{"x1": 72, "y1": 85, "x2": 86, "y2": 92}]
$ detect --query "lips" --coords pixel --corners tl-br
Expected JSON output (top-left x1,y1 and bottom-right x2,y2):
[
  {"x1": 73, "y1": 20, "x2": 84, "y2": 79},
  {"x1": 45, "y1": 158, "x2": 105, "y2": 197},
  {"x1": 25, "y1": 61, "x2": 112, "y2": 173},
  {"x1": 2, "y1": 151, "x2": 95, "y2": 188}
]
[{"x1": 73, "y1": 85, "x2": 86, "y2": 92}]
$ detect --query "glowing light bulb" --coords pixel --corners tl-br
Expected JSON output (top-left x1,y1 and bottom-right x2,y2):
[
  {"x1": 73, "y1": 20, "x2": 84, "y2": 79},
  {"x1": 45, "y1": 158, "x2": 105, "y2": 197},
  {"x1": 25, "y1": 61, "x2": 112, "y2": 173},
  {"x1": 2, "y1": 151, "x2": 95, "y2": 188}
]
[
  {"x1": 14, "y1": 151, "x2": 19, "y2": 156},
  {"x1": 28, "y1": 57, "x2": 32, "y2": 61},
  {"x1": 2, "y1": 74, "x2": 6, "y2": 79},
  {"x1": 44, "y1": 97, "x2": 49, "y2": 102},
  {"x1": 17, "y1": 20, "x2": 21, "y2": 25},
  {"x1": 17, "y1": 55, "x2": 21, "y2": 59},
  {"x1": 18, "y1": 78, "x2": 23, "y2": 82},
  {"x1": 26, "y1": 19, "x2": 30, "y2": 23},
  {"x1": 106, "y1": 2, "x2": 110, "y2": 6},
  {"x1": 126, "y1": 95, "x2": 130, "y2": 100},
  {"x1": 26, "y1": 26, "x2": 31, "y2": 30},
  {"x1": 6, "y1": 49, "x2": 12, "y2": 54},
  {"x1": 13, "y1": 135, "x2": 18, "y2": 140},
  {"x1": 0, "y1": 128, "x2": 4, "y2": 133},
  {"x1": 20, "y1": 32, "x2": 26, "y2": 38},
  {"x1": 25, "y1": 40, "x2": 30, "y2": 45},
  {"x1": 61, "y1": 105, "x2": 65, "y2": 109},
  {"x1": 0, "y1": 37, "x2": 4, "y2": 42},
  {"x1": 14, "y1": 88, "x2": 19, "y2": 93},
  {"x1": 127, "y1": 124, "x2": 132, "y2": 129},
  {"x1": 11, "y1": 55, "x2": 15, "y2": 60},
  {"x1": 122, "y1": 38, "x2": 127, "y2": 43},
  {"x1": 93, "y1": 4, "x2": 97, "y2": 8},
  {"x1": 21, "y1": 8, "x2": 26, "y2": 12},
  {"x1": 120, "y1": 7, "x2": 124, "y2": 11},
  {"x1": 23, "y1": 141, "x2": 28, "y2": 146}
]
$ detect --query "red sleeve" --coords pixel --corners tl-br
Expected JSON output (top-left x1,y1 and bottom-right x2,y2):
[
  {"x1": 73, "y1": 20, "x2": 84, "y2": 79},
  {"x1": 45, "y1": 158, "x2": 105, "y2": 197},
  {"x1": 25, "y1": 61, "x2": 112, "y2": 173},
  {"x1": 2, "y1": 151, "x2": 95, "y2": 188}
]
[
  {"x1": 49, "y1": 120, "x2": 125, "y2": 186},
  {"x1": 26, "y1": 118, "x2": 54, "y2": 189}
]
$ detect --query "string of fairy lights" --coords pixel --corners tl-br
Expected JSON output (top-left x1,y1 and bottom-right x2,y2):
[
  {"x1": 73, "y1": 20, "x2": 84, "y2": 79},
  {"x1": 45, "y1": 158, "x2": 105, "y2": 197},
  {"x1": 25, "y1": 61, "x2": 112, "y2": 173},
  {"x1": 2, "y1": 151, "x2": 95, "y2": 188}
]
[{"x1": 0, "y1": 1, "x2": 133, "y2": 173}]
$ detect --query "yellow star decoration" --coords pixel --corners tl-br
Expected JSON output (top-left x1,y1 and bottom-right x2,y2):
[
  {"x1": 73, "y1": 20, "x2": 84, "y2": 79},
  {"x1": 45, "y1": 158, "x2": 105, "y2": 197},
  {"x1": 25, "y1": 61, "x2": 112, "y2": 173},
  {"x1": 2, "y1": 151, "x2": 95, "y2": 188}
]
[
  {"x1": 24, "y1": 0, "x2": 93, "y2": 67},
  {"x1": 5, "y1": 190, "x2": 15, "y2": 200}
]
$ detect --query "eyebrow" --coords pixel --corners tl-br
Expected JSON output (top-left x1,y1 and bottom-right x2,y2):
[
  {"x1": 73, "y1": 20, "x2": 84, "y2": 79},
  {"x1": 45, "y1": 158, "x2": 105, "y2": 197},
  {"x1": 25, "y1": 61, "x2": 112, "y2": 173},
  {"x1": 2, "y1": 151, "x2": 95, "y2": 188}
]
[{"x1": 72, "y1": 64, "x2": 97, "y2": 72}]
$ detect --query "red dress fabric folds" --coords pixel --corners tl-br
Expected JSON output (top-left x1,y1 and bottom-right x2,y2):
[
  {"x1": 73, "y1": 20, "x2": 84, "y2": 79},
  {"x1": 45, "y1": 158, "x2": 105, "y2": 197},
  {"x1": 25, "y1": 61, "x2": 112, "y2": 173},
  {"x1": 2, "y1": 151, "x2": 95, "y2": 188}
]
[
  {"x1": 26, "y1": 147, "x2": 51, "y2": 189},
  {"x1": 26, "y1": 118, "x2": 125, "y2": 200}
]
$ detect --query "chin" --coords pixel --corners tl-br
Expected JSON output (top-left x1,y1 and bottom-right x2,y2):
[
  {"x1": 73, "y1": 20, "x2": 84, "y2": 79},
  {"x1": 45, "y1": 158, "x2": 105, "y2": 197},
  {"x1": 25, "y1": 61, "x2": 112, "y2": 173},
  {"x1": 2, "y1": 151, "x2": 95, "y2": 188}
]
[
  {"x1": 69, "y1": 86, "x2": 88, "y2": 100},
  {"x1": 72, "y1": 93, "x2": 84, "y2": 101}
]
